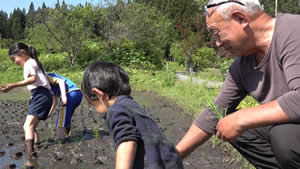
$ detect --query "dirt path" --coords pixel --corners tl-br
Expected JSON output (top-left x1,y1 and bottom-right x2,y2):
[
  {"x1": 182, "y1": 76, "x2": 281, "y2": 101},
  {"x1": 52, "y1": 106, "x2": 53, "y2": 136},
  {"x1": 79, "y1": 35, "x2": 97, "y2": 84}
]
[{"x1": 0, "y1": 89, "x2": 244, "y2": 169}]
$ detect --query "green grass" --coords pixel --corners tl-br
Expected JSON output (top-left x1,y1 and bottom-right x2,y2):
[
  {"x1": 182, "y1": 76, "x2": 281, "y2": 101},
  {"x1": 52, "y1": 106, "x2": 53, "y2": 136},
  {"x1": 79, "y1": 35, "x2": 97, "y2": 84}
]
[
  {"x1": 128, "y1": 68, "x2": 220, "y2": 117},
  {"x1": 192, "y1": 68, "x2": 224, "y2": 82}
]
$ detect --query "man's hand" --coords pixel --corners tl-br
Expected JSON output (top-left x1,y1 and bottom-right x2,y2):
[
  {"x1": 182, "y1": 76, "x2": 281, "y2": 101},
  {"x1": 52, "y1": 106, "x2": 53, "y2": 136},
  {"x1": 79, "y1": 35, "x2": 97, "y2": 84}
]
[{"x1": 216, "y1": 112, "x2": 245, "y2": 143}]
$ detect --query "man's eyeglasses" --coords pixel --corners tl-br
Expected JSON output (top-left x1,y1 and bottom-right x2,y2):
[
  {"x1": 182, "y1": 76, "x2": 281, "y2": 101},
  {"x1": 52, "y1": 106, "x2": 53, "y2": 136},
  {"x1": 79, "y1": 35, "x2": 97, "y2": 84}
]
[{"x1": 204, "y1": 0, "x2": 245, "y2": 16}]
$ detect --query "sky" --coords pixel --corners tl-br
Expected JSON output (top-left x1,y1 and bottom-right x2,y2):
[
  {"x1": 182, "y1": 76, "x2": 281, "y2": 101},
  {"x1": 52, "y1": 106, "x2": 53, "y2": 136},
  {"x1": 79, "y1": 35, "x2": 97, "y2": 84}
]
[{"x1": 0, "y1": 0, "x2": 103, "y2": 15}]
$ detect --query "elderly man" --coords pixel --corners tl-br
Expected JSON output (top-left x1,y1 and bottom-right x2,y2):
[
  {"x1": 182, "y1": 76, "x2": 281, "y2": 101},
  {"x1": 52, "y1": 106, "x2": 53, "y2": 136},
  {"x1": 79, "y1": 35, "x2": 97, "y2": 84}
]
[{"x1": 176, "y1": 0, "x2": 300, "y2": 168}]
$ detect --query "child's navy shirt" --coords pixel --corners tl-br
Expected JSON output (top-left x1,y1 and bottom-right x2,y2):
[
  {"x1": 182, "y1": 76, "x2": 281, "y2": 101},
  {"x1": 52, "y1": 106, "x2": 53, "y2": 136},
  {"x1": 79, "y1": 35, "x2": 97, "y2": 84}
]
[{"x1": 105, "y1": 95, "x2": 184, "y2": 169}]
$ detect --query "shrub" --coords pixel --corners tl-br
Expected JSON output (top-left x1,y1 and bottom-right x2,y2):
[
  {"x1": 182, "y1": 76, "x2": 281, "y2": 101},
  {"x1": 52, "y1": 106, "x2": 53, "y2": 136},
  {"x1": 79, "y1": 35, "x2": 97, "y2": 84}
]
[
  {"x1": 217, "y1": 57, "x2": 234, "y2": 80},
  {"x1": 77, "y1": 39, "x2": 109, "y2": 68},
  {"x1": 0, "y1": 49, "x2": 14, "y2": 71},
  {"x1": 192, "y1": 47, "x2": 216, "y2": 71},
  {"x1": 39, "y1": 53, "x2": 66, "y2": 71},
  {"x1": 170, "y1": 42, "x2": 185, "y2": 65},
  {"x1": 165, "y1": 61, "x2": 185, "y2": 72},
  {"x1": 109, "y1": 40, "x2": 156, "y2": 69},
  {"x1": 158, "y1": 71, "x2": 177, "y2": 87},
  {"x1": 0, "y1": 38, "x2": 14, "y2": 49}
]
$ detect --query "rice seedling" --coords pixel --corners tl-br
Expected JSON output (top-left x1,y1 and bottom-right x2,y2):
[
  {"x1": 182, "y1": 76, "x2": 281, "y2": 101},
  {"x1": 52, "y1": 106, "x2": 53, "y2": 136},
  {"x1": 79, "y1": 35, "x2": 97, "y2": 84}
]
[{"x1": 93, "y1": 125, "x2": 100, "y2": 139}]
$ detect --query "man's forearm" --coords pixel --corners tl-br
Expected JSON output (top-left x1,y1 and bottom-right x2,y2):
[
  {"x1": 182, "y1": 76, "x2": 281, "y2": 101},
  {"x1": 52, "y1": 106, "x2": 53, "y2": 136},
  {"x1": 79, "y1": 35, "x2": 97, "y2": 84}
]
[{"x1": 236, "y1": 99, "x2": 290, "y2": 130}]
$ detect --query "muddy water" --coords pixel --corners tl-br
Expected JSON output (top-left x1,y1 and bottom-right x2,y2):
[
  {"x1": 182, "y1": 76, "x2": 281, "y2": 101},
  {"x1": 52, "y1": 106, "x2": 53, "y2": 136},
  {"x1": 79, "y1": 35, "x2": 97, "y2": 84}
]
[{"x1": 0, "y1": 88, "x2": 243, "y2": 169}]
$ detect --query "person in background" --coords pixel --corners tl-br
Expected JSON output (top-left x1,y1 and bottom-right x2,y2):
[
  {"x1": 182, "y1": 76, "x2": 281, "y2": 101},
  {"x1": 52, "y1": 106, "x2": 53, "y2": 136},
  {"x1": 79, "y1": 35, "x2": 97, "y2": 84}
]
[
  {"x1": 176, "y1": 0, "x2": 300, "y2": 168},
  {"x1": 0, "y1": 42, "x2": 52, "y2": 156},
  {"x1": 47, "y1": 72, "x2": 82, "y2": 141},
  {"x1": 81, "y1": 61, "x2": 184, "y2": 169}
]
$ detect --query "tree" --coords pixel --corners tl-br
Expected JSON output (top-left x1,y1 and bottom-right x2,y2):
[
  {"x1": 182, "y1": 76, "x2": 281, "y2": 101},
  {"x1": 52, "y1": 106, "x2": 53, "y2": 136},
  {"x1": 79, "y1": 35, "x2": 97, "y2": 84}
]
[
  {"x1": 40, "y1": 5, "x2": 92, "y2": 65},
  {"x1": 107, "y1": 2, "x2": 176, "y2": 67},
  {"x1": 8, "y1": 8, "x2": 26, "y2": 40},
  {"x1": 0, "y1": 11, "x2": 8, "y2": 38},
  {"x1": 26, "y1": 2, "x2": 36, "y2": 28}
]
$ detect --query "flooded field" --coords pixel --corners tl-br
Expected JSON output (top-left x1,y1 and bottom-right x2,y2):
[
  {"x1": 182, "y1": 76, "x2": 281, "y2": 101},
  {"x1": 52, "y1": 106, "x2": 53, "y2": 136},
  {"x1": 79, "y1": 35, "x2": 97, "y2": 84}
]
[{"x1": 0, "y1": 88, "x2": 243, "y2": 169}]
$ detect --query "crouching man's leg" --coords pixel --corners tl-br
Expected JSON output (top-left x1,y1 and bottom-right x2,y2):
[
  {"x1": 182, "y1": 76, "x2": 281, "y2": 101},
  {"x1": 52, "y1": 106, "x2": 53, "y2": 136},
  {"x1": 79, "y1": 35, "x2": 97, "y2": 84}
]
[
  {"x1": 231, "y1": 126, "x2": 281, "y2": 169},
  {"x1": 270, "y1": 123, "x2": 300, "y2": 169}
]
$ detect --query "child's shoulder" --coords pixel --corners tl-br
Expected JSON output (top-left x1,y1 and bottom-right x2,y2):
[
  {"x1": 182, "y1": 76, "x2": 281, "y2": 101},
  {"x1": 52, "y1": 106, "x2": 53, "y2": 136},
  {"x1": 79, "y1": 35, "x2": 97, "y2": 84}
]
[{"x1": 107, "y1": 96, "x2": 136, "y2": 117}]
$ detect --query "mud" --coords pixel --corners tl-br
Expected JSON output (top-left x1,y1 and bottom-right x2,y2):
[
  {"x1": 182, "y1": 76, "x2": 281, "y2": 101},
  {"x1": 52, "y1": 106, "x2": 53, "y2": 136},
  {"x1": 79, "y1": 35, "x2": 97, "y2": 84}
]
[{"x1": 0, "y1": 88, "x2": 245, "y2": 169}]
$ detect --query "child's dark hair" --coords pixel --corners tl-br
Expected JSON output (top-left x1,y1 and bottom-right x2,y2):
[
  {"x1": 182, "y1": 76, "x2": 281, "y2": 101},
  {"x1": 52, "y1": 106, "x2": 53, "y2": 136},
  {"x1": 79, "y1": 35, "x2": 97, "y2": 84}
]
[
  {"x1": 81, "y1": 61, "x2": 131, "y2": 102},
  {"x1": 8, "y1": 42, "x2": 46, "y2": 74}
]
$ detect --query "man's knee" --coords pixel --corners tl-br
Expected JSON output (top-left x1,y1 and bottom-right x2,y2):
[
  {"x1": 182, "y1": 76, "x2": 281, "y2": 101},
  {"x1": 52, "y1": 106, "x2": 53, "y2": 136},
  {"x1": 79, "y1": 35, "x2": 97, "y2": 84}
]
[
  {"x1": 272, "y1": 143, "x2": 299, "y2": 169},
  {"x1": 270, "y1": 124, "x2": 300, "y2": 169}
]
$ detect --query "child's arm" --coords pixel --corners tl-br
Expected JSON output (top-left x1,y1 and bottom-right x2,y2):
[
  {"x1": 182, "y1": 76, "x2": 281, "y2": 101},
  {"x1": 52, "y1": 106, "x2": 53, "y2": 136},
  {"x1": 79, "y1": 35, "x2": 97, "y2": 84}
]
[
  {"x1": 0, "y1": 75, "x2": 36, "y2": 93},
  {"x1": 108, "y1": 110, "x2": 141, "y2": 169},
  {"x1": 47, "y1": 95, "x2": 58, "y2": 119},
  {"x1": 56, "y1": 78, "x2": 67, "y2": 106},
  {"x1": 115, "y1": 141, "x2": 137, "y2": 169}
]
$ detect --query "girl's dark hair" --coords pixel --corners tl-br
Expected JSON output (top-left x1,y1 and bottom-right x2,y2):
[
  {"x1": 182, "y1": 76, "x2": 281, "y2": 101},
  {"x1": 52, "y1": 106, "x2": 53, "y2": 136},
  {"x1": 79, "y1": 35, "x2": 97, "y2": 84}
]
[
  {"x1": 8, "y1": 42, "x2": 46, "y2": 74},
  {"x1": 81, "y1": 61, "x2": 131, "y2": 102}
]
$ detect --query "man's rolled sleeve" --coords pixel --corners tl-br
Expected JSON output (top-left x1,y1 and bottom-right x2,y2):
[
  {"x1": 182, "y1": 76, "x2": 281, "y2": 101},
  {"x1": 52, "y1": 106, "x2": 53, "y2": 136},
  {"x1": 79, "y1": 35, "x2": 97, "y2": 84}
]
[
  {"x1": 278, "y1": 91, "x2": 300, "y2": 122},
  {"x1": 193, "y1": 107, "x2": 218, "y2": 134}
]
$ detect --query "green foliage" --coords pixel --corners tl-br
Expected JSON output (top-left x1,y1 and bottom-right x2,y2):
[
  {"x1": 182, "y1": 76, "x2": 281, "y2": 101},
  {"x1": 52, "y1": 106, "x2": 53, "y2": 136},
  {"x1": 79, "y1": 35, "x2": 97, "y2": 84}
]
[
  {"x1": 217, "y1": 57, "x2": 234, "y2": 80},
  {"x1": 170, "y1": 42, "x2": 185, "y2": 65},
  {"x1": 0, "y1": 37, "x2": 14, "y2": 49},
  {"x1": 0, "y1": 49, "x2": 18, "y2": 71},
  {"x1": 8, "y1": 8, "x2": 26, "y2": 40},
  {"x1": 107, "y1": 2, "x2": 176, "y2": 68},
  {"x1": 25, "y1": 24, "x2": 60, "y2": 53},
  {"x1": 165, "y1": 61, "x2": 185, "y2": 72},
  {"x1": 193, "y1": 68, "x2": 223, "y2": 82},
  {"x1": 192, "y1": 47, "x2": 216, "y2": 71},
  {"x1": 0, "y1": 11, "x2": 9, "y2": 39},
  {"x1": 39, "y1": 53, "x2": 66, "y2": 71},
  {"x1": 129, "y1": 68, "x2": 220, "y2": 116},
  {"x1": 77, "y1": 39, "x2": 109, "y2": 68},
  {"x1": 0, "y1": 49, "x2": 23, "y2": 85},
  {"x1": 238, "y1": 96, "x2": 259, "y2": 109},
  {"x1": 39, "y1": 5, "x2": 93, "y2": 65},
  {"x1": 159, "y1": 71, "x2": 177, "y2": 87},
  {"x1": 109, "y1": 40, "x2": 157, "y2": 69}
]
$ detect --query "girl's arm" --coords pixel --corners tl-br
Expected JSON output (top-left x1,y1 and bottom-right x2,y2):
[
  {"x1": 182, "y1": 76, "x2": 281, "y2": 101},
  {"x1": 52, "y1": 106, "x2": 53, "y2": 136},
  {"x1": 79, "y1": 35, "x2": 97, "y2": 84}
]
[
  {"x1": 47, "y1": 95, "x2": 58, "y2": 119},
  {"x1": 56, "y1": 78, "x2": 67, "y2": 106},
  {"x1": 0, "y1": 75, "x2": 36, "y2": 93},
  {"x1": 115, "y1": 141, "x2": 137, "y2": 169}
]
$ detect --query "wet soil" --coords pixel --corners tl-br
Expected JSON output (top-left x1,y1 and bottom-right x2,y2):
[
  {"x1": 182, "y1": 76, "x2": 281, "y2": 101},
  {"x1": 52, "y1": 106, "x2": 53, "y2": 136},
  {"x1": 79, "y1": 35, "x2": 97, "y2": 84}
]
[{"x1": 0, "y1": 88, "x2": 245, "y2": 169}]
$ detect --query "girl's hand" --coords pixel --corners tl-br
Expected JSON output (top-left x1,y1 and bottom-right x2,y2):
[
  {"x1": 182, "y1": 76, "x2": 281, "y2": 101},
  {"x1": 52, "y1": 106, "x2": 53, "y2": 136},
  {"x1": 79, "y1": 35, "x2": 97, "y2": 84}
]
[
  {"x1": 61, "y1": 95, "x2": 67, "y2": 106},
  {"x1": 0, "y1": 84, "x2": 14, "y2": 93}
]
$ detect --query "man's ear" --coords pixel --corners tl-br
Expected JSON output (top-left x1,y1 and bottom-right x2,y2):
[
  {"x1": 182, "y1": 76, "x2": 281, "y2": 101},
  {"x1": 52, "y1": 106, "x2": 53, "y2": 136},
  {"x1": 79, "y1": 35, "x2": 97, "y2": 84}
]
[
  {"x1": 91, "y1": 88, "x2": 105, "y2": 100},
  {"x1": 231, "y1": 11, "x2": 249, "y2": 28}
]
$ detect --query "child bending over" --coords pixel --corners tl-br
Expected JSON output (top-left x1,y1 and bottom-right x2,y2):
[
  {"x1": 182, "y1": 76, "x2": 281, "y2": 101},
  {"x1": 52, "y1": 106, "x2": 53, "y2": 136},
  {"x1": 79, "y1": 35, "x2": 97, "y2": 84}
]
[
  {"x1": 47, "y1": 73, "x2": 82, "y2": 140},
  {"x1": 81, "y1": 61, "x2": 184, "y2": 169}
]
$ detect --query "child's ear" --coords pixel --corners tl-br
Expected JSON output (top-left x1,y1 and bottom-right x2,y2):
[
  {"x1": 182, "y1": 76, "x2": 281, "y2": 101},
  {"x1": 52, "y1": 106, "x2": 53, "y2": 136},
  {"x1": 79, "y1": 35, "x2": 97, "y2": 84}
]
[{"x1": 91, "y1": 88, "x2": 105, "y2": 100}]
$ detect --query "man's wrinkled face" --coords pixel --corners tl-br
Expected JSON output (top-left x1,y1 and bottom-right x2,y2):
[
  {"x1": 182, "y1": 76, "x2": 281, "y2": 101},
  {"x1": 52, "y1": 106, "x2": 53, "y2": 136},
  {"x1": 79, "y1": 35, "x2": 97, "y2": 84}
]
[{"x1": 206, "y1": 8, "x2": 250, "y2": 56}]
